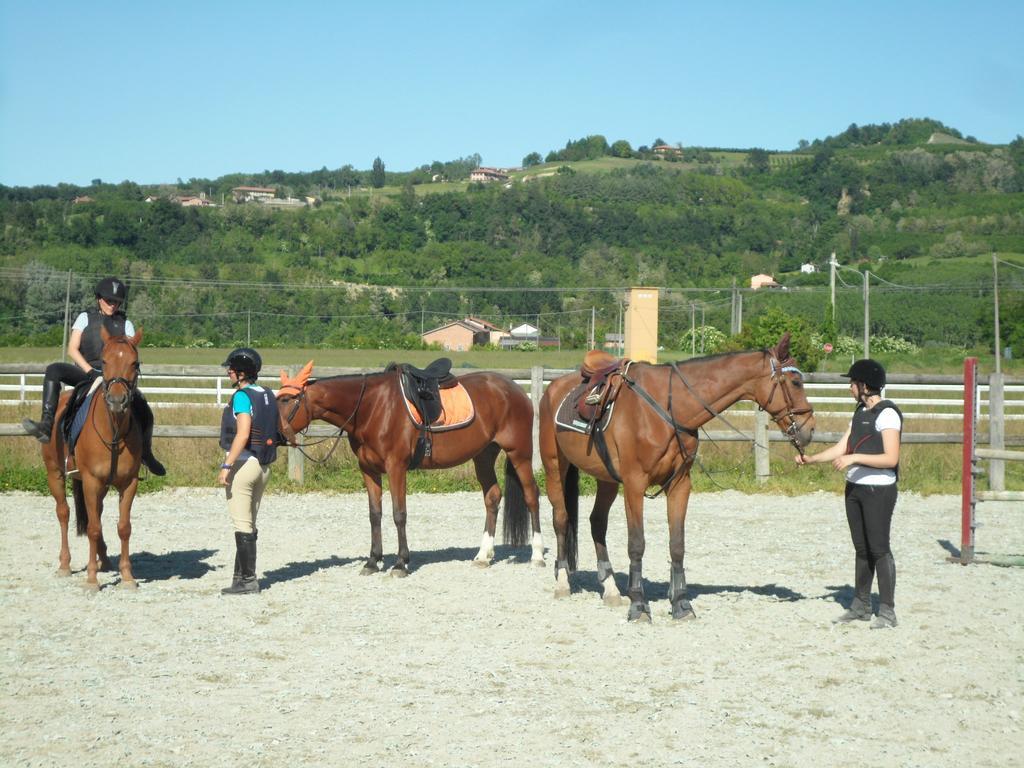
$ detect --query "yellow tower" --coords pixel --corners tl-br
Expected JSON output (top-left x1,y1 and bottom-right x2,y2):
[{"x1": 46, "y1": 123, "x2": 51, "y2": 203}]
[{"x1": 624, "y1": 287, "x2": 659, "y2": 363}]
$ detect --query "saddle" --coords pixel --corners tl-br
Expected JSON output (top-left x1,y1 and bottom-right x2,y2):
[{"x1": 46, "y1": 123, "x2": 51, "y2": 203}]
[
  {"x1": 389, "y1": 357, "x2": 457, "y2": 426},
  {"x1": 576, "y1": 350, "x2": 628, "y2": 423},
  {"x1": 388, "y1": 358, "x2": 462, "y2": 469},
  {"x1": 60, "y1": 376, "x2": 102, "y2": 449}
]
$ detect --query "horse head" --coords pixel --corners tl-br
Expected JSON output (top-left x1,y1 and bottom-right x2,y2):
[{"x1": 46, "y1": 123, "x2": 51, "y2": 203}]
[
  {"x1": 276, "y1": 360, "x2": 315, "y2": 444},
  {"x1": 754, "y1": 332, "x2": 816, "y2": 451},
  {"x1": 99, "y1": 325, "x2": 141, "y2": 415}
]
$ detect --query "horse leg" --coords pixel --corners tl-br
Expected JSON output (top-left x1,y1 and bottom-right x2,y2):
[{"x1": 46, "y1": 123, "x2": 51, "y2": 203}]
[
  {"x1": 386, "y1": 465, "x2": 410, "y2": 577},
  {"x1": 622, "y1": 480, "x2": 651, "y2": 622},
  {"x1": 506, "y1": 450, "x2": 545, "y2": 567},
  {"x1": 81, "y1": 476, "x2": 107, "y2": 591},
  {"x1": 591, "y1": 480, "x2": 626, "y2": 607},
  {"x1": 471, "y1": 445, "x2": 502, "y2": 567},
  {"x1": 45, "y1": 465, "x2": 72, "y2": 576},
  {"x1": 116, "y1": 478, "x2": 140, "y2": 589},
  {"x1": 360, "y1": 470, "x2": 385, "y2": 575},
  {"x1": 667, "y1": 473, "x2": 696, "y2": 620}
]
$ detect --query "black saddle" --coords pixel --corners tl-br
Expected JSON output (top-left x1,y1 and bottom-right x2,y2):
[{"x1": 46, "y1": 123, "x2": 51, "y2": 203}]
[
  {"x1": 387, "y1": 357, "x2": 457, "y2": 428},
  {"x1": 60, "y1": 376, "x2": 98, "y2": 443}
]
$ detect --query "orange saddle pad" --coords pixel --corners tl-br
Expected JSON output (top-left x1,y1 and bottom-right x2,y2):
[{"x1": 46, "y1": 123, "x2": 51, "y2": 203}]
[{"x1": 405, "y1": 383, "x2": 475, "y2": 430}]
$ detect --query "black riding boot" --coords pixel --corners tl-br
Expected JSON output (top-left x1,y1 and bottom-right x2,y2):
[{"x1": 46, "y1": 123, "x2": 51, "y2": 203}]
[
  {"x1": 132, "y1": 395, "x2": 166, "y2": 476},
  {"x1": 23, "y1": 377, "x2": 61, "y2": 444},
  {"x1": 222, "y1": 531, "x2": 260, "y2": 595}
]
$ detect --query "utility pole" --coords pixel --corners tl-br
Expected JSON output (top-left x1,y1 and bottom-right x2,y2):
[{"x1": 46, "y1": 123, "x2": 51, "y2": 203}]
[
  {"x1": 590, "y1": 306, "x2": 595, "y2": 350},
  {"x1": 690, "y1": 302, "x2": 696, "y2": 356},
  {"x1": 61, "y1": 270, "x2": 72, "y2": 362},
  {"x1": 862, "y1": 270, "x2": 870, "y2": 358},
  {"x1": 730, "y1": 278, "x2": 738, "y2": 335},
  {"x1": 993, "y1": 253, "x2": 1001, "y2": 374},
  {"x1": 247, "y1": 310, "x2": 251, "y2": 346},
  {"x1": 700, "y1": 304, "x2": 705, "y2": 353},
  {"x1": 830, "y1": 251, "x2": 837, "y2": 324}
]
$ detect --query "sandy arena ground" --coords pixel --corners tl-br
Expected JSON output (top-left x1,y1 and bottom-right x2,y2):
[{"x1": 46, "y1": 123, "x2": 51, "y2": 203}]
[{"x1": 1, "y1": 488, "x2": 1021, "y2": 767}]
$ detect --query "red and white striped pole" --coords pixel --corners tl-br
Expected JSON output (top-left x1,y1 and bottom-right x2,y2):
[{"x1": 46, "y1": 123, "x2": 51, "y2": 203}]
[{"x1": 961, "y1": 357, "x2": 977, "y2": 565}]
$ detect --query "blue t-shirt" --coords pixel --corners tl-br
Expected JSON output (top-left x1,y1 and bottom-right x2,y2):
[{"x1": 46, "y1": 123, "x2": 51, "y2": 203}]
[{"x1": 228, "y1": 386, "x2": 265, "y2": 461}]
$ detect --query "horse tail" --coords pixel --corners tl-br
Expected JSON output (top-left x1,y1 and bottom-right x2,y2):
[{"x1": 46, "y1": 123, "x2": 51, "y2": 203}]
[
  {"x1": 72, "y1": 478, "x2": 88, "y2": 536},
  {"x1": 565, "y1": 464, "x2": 579, "y2": 572},
  {"x1": 501, "y1": 457, "x2": 529, "y2": 548}
]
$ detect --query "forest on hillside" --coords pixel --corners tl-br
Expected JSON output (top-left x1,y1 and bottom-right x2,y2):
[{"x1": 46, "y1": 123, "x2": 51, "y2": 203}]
[{"x1": 1, "y1": 118, "x2": 1022, "y2": 359}]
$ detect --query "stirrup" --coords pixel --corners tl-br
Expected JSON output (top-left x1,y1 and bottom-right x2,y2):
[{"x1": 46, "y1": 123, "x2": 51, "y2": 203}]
[
  {"x1": 65, "y1": 455, "x2": 79, "y2": 478},
  {"x1": 584, "y1": 388, "x2": 603, "y2": 406}
]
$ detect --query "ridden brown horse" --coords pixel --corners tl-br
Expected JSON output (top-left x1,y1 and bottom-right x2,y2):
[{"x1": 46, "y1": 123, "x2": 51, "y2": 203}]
[
  {"x1": 276, "y1": 362, "x2": 544, "y2": 575},
  {"x1": 539, "y1": 333, "x2": 815, "y2": 621},
  {"x1": 41, "y1": 327, "x2": 145, "y2": 590}
]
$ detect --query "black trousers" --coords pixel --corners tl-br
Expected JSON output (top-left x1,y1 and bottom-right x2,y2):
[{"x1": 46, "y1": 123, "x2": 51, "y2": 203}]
[{"x1": 844, "y1": 482, "x2": 897, "y2": 607}]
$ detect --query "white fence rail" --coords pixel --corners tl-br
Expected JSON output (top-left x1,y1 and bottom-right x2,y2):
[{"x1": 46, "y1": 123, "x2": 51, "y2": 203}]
[{"x1": 3, "y1": 368, "x2": 1022, "y2": 421}]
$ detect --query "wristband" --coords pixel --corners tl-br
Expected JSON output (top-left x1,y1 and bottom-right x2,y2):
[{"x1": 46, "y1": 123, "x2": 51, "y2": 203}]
[{"x1": 220, "y1": 463, "x2": 232, "y2": 470}]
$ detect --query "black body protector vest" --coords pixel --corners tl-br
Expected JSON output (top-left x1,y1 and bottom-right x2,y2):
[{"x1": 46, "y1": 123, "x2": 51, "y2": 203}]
[
  {"x1": 847, "y1": 399, "x2": 903, "y2": 480},
  {"x1": 80, "y1": 309, "x2": 127, "y2": 369},
  {"x1": 220, "y1": 386, "x2": 281, "y2": 465}
]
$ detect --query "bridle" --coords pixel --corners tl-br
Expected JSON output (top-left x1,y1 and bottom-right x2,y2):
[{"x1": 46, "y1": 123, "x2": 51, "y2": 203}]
[
  {"x1": 277, "y1": 376, "x2": 367, "y2": 462},
  {"x1": 90, "y1": 345, "x2": 140, "y2": 484},
  {"x1": 762, "y1": 356, "x2": 814, "y2": 458}
]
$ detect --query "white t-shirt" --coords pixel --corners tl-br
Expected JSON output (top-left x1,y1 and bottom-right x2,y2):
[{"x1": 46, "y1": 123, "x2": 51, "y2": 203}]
[
  {"x1": 845, "y1": 407, "x2": 901, "y2": 486},
  {"x1": 72, "y1": 311, "x2": 136, "y2": 337}
]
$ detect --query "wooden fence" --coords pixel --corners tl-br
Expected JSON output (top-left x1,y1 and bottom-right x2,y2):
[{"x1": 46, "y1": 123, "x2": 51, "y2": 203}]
[{"x1": 2, "y1": 364, "x2": 1022, "y2": 484}]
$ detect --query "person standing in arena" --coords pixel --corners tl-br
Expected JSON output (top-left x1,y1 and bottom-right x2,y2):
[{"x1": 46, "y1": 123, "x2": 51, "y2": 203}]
[
  {"x1": 22, "y1": 276, "x2": 165, "y2": 476},
  {"x1": 217, "y1": 347, "x2": 280, "y2": 595},
  {"x1": 795, "y1": 358, "x2": 902, "y2": 629}
]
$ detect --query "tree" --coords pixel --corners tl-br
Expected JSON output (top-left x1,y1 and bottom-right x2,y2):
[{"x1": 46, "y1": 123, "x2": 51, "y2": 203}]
[
  {"x1": 611, "y1": 140, "x2": 633, "y2": 158},
  {"x1": 746, "y1": 148, "x2": 771, "y2": 174},
  {"x1": 371, "y1": 157, "x2": 386, "y2": 188},
  {"x1": 522, "y1": 152, "x2": 543, "y2": 168}
]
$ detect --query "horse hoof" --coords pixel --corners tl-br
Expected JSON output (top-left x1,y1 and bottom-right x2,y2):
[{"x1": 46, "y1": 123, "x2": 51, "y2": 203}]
[
  {"x1": 82, "y1": 582, "x2": 100, "y2": 593},
  {"x1": 55, "y1": 567, "x2": 72, "y2": 578},
  {"x1": 672, "y1": 606, "x2": 697, "y2": 620},
  {"x1": 628, "y1": 606, "x2": 652, "y2": 623},
  {"x1": 531, "y1": 558, "x2": 546, "y2": 568},
  {"x1": 119, "y1": 579, "x2": 139, "y2": 590},
  {"x1": 471, "y1": 558, "x2": 491, "y2": 568},
  {"x1": 360, "y1": 563, "x2": 381, "y2": 576},
  {"x1": 553, "y1": 586, "x2": 571, "y2": 599},
  {"x1": 389, "y1": 566, "x2": 409, "y2": 579},
  {"x1": 603, "y1": 593, "x2": 628, "y2": 608}
]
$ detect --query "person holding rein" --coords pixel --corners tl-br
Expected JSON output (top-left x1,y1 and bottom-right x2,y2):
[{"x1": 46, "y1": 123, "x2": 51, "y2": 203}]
[
  {"x1": 22, "y1": 276, "x2": 165, "y2": 476},
  {"x1": 795, "y1": 358, "x2": 902, "y2": 629},
  {"x1": 218, "y1": 347, "x2": 280, "y2": 595}
]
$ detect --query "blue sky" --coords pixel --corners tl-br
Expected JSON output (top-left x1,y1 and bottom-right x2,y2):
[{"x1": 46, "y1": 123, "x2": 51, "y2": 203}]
[{"x1": 1, "y1": 1, "x2": 1021, "y2": 186}]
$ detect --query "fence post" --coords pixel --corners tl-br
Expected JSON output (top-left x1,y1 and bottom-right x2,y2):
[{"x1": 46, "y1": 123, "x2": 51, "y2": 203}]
[
  {"x1": 754, "y1": 408, "x2": 770, "y2": 483},
  {"x1": 961, "y1": 358, "x2": 977, "y2": 565},
  {"x1": 988, "y1": 372, "x2": 1005, "y2": 492},
  {"x1": 531, "y1": 366, "x2": 543, "y2": 473}
]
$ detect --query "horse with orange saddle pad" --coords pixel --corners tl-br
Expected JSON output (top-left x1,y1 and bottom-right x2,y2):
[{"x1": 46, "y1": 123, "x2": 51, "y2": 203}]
[{"x1": 276, "y1": 359, "x2": 544, "y2": 575}]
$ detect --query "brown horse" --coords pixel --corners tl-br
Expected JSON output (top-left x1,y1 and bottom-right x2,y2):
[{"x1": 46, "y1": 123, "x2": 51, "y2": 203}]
[
  {"x1": 539, "y1": 333, "x2": 816, "y2": 621},
  {"x1": 41, "y1": 328, "x2": 144, "y2": 590},
  {"x1": 276, "y1": 362, "x2": 544, "y2": 575}
]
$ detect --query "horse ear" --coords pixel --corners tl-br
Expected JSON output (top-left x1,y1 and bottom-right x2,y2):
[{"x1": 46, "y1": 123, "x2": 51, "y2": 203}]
[
  {"x1": 132, "y1": 328, "x2": 143, "y2": 347},
  {"x1": 775, "y1": 332, "x2": 792, "y2": 360}
]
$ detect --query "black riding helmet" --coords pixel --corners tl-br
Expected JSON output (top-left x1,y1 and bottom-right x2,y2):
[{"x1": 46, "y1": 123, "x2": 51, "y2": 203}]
[
  {"x1": 95, "y1": 277, "x2": 128, "y2": 304},
  {"x1": 222, "y1": 347, "x2": 262, "y2": 379},
  {"x1": 842, "y1": 358, "x2": 886, "y2": 390}
]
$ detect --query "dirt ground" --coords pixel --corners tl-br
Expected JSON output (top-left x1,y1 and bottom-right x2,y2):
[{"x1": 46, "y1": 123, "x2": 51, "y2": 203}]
[{"x1": 0, "y1": 487, "x2": 1021, "y2": 768}]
